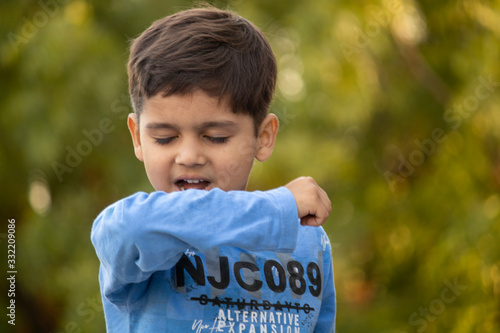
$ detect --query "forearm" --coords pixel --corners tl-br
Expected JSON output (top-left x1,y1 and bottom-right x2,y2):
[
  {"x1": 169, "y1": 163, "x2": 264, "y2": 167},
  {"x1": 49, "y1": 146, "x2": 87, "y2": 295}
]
[{"x1": 91, "y1": 187, "x2": 299, "y2": 297}]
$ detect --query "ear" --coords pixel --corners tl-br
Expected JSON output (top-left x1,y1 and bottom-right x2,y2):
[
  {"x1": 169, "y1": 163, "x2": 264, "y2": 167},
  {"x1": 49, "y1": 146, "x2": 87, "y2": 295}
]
[
  {"x1": 127, "y1": 113, "x2": 144, "y2": 161},
  {"x1": 255, "y1": 113, "x2": 279, "y2": 162}
]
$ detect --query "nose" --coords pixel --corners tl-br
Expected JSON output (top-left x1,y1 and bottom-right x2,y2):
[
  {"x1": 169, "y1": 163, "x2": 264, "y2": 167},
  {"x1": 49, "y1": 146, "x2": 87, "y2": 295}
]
[{"x1": 174, "y1": 137, "x2": 207, "y2": 167}]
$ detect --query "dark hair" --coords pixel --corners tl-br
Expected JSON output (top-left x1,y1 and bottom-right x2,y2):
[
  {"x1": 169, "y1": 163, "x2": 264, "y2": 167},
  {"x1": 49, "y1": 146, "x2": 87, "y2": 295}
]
[{"x1": 127, "y1": 7, "x2": 277, "y2": 133}]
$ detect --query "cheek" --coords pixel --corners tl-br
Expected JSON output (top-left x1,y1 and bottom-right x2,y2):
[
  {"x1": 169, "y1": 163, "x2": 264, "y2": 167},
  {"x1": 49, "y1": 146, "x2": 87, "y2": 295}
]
[
  {"x1": 143, "y1": 147, "x2": 171, "y2": 172},
  {"x1": 214, "y1": 150, "x2": 254, "y2": 185},
  {"x1": 238, "y1": 137, "x2": 259, "y2": 157},
  {"x1": 231, "y1": 138, "x2": 258, "y2": 169}
]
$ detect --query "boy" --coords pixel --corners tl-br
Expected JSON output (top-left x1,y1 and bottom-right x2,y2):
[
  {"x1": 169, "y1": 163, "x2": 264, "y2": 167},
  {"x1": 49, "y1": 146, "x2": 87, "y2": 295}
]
[{"x1": 91, "y1": 6, "x2": 336, "y2": 332}]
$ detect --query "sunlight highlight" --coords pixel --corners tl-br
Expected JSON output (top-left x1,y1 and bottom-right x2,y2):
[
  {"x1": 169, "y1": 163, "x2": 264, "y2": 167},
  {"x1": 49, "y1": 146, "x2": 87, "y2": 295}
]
[{"x1": 28, "y1": 173, "x2": 51, "y2": 216}]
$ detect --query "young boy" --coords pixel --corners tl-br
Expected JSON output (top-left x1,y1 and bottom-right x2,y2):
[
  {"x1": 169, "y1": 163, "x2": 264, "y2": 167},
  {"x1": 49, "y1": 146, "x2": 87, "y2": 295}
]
[{"x1": 91, "y1": 6, "x2": 336, "y2": 332}]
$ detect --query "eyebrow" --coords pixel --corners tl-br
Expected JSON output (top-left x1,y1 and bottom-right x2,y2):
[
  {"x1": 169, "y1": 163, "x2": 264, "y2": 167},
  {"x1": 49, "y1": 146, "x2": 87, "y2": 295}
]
[
  {"x1": 145, "y1": 122, "x2": 178, "y2": 130},
  {"x1": 145, "y1": 121, "x2": 238, "y2": 131}
]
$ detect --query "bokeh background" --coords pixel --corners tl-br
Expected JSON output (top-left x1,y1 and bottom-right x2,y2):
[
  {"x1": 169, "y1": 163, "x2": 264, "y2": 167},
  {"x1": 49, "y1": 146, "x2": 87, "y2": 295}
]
[{"x1": 1, "y1": 0, "x2": 499, "y2": 332}]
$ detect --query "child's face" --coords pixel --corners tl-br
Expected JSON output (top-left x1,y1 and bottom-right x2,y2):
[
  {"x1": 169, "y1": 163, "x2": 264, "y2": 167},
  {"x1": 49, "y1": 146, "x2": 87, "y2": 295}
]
[{"x1": 128, "y1": 89, "x2": 278, "y2": 193}]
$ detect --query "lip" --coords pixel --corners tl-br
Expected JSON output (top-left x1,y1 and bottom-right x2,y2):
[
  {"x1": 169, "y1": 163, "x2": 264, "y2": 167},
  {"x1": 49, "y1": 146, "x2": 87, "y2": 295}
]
[{"x1": 174, "y1": 175, "x2": 212, "y2": 191}]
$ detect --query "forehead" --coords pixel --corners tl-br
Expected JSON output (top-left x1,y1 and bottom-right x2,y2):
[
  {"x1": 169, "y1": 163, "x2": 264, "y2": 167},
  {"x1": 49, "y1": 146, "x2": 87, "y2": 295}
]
[{"x1": 141, "y1": 91, "x2": 248, "y2": 125}]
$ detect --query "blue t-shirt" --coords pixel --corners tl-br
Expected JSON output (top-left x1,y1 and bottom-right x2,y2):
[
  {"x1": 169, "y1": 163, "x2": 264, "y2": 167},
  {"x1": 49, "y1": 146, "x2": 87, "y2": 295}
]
[{"x1": 91, "y1": 187, "x2": 336, "y2": 332}]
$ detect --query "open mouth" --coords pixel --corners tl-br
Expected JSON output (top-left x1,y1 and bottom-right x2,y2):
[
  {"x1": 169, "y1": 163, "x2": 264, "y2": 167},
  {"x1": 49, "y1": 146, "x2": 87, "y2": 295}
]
[{"x1": 176, "y1": 179, "x2": 211, "y2": 191}]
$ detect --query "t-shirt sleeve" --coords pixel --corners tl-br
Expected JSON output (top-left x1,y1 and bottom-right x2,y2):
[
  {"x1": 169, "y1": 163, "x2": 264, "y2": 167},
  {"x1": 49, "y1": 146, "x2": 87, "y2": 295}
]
[{"x1": 91, "y1": 187, "x2": 299, "y2": 306}]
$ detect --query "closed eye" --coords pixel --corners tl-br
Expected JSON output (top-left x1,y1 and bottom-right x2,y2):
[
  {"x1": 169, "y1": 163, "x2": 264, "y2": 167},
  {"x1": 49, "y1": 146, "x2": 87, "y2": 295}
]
[
  {"x1": 206, "y1": 136, "x2": 229, "y2": 144},
  {"x1": 155, "y1": 137, "x2": 176, "y2": 145}
]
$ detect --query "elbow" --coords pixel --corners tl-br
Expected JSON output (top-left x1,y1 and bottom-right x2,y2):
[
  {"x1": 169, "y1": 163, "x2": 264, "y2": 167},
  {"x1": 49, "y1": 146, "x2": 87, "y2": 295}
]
[{"x1": 91, "y1": 204, "x2": 137, "y2": 266}]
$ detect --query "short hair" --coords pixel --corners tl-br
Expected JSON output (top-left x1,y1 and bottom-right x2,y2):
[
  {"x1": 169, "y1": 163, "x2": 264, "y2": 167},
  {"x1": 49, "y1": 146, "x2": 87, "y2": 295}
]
[{"x1": 127, "y1": 7, "x2": 277, "y2": 133}]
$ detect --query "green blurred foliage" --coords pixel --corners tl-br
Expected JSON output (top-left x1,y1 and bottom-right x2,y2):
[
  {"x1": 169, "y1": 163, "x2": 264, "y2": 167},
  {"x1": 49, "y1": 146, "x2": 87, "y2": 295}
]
[{"x1": 1, "y1": 0, "x2": 499, "y2": 332}]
